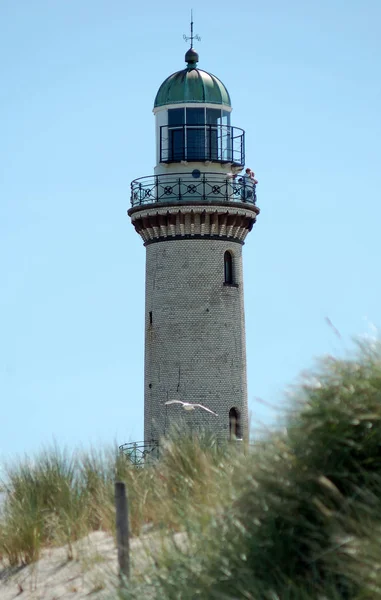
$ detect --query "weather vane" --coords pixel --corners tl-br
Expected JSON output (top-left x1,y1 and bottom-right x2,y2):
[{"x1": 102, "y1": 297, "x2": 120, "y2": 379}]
[{"x1": 183, "y1": 10, "x2": 201, "y2": 48}]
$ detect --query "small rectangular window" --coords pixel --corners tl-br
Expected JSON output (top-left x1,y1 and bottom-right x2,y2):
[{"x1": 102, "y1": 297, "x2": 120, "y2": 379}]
[{"x1": 149, "y1": 311, "x2": 153, "y2": 325}]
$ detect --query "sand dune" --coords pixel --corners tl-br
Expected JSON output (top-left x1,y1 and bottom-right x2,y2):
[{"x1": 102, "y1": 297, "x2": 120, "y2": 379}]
[{"x1": 0, "y1": 530, "x2": 185, "y2": 599}]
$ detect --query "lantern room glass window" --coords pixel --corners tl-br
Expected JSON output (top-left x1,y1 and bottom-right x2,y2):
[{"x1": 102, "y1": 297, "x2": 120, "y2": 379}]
[
  {"x1": 168, "y1": 108, "x2": 185, "y2": 126},
  {"x1": 165, "y1": 107, "x2": 235, "y2": 163},
  {"x1": 206, "y1": 109, "x2": 220, "y2": 160},
  {"x1": 186, "y1": 108, "x2": 205, "y2": 160},
  {"x1": 168, "y1": 108, "x2": 185, "y2": 161}
]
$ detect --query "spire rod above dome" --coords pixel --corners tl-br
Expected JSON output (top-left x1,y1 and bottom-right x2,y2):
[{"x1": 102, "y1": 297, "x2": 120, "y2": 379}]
[
  {"x1": 183, "y1": 10, "x2": 201, "y2": 68},
  {"x1": 183, "y1": 9, "x2": 201, "y2": 48},
  {"x1": 154, "y1": 18, "x2": 231, "y2": 108}
]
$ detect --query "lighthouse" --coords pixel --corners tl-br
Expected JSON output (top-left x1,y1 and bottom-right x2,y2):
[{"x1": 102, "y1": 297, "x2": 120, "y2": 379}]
[{"x1": 128, "y1": 41, "x2": 259, "y2": 446}]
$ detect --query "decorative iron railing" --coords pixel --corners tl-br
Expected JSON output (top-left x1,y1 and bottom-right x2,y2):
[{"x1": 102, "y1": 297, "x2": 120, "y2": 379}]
[
  {"x1": 118, "y1": 441, "x2": 159, "y2": 466},
  {"x1": 160, "y1": 124, "x2": 245, "y2": 166},
  {"x1": 119, "y1": 438, "x2": 253, "y2": 466},
  {"x1": 130, "y1": 172, "x2": 257, "y2": 208}
]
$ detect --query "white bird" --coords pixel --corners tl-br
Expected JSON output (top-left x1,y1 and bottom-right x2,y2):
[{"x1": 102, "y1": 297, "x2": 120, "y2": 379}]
[{"x1": 165, "y1": 400, "x2": 218, "y2": 416}]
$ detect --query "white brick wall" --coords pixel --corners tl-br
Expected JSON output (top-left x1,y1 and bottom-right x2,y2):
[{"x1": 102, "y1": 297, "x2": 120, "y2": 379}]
[{"x1": 143, "y1": 238, "x2": 249, "y2": 442}]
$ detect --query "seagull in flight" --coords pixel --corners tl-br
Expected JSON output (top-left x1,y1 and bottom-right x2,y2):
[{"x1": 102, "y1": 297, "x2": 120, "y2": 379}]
[{"x1": 165, "y1": 400, "x2": 218, "y2": 416}]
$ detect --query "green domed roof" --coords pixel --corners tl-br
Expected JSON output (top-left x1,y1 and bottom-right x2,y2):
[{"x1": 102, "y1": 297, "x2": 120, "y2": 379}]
[{"x1": 154, "y1": 50, "x2": 231, "y2": 109}]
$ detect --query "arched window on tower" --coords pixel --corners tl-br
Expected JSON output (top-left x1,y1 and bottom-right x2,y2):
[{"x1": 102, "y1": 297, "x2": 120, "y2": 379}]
[
  {"x1": 224, "y1": 251, "x2": 233, "y2": 284},
  {"x1": 229, "y1": 407, "x2": 242, "y2": 440}
]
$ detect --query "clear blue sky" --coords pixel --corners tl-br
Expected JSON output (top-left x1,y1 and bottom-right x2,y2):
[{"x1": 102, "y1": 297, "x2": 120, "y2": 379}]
[{"x1": 1, "y1": 0, "x2": 380, "y2": 458}]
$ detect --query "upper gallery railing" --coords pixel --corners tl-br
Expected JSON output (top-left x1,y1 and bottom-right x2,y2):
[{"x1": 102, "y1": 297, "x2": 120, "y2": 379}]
[
  {"x1": 160, "y1": 124, "x2": 245, "y2": 166},
  {"x1": 130, "y1": 172, "x2": 257, "y2": 208}
]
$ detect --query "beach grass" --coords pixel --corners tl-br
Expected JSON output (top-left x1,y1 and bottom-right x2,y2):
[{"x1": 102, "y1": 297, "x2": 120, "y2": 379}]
[
  {"x1": 1, "y1": 341, "x2": 381, "y2": 599},
  {"x1": 122, "y1": 342, "x2": 381, "y2": 599}
]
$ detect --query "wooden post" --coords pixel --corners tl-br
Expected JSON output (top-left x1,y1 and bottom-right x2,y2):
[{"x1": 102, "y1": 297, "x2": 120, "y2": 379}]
[{"x1": 115, "y1": 481, "x2": 130, "y2": 581}]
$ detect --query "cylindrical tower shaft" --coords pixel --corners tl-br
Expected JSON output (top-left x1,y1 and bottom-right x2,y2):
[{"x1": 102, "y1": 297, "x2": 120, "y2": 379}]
[{"x1": 144, "y1": 238, "x2": 248, "y2": 441}]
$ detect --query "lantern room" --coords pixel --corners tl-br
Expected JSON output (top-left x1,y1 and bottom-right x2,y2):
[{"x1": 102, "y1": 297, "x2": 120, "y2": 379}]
[{"x1": 153, "y1": 48, "x2": 245, "y2": 170}]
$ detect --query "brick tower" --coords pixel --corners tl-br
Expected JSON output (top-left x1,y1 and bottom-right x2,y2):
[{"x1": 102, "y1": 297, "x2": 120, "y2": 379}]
[{"x1": 128, "y1": 45, "x2": 259, "y2": 445}]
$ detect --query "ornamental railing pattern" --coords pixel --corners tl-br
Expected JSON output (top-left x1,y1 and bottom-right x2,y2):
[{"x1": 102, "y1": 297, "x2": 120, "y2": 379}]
[
  {"x1": 119, "y1": 439, "x2": 254, "y2": 466},
  {"x1": 159, "y1": 124, "x2": 245, "y2": 166},
  {"x1": 130, "y1": 172, "x2": 257, "y2": 208},
  {"x1": 118, "y1": 441, "x2": 159, "y2": 466}
]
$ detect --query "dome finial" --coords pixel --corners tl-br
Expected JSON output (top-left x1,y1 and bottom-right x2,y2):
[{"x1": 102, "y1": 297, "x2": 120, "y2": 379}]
[{"x1": 183, "y1": 9, "x2": 201, "y2": 68}]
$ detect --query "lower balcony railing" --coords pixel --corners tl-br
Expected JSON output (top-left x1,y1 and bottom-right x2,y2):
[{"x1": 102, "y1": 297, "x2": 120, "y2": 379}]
[
  {"x1": 130, "y1": 172, "x2": 257, "y2": 208},
  {"x1": 118, "y1": 441, "x2": 160, "y2": 466},
  {"x1": 119, "y1": 438, "x2": 253, "y2": 466}
]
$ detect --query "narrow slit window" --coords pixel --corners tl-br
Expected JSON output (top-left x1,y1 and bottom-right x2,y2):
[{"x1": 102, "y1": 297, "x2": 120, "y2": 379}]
[
  {"x1": 149, "y1": 311, "x2": 153, "y2": 325},
  {"x1": 224, "y1": 251, "x2": 233, "y2": 284},
  {"x1": 229, "y1": 407, "x2": 242, "y2": 440}
]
